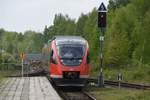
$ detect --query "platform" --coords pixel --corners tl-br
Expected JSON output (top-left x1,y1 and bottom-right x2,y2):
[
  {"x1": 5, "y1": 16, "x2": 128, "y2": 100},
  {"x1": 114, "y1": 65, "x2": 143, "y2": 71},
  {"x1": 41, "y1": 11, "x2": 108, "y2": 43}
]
[{"x1": 0, "y1": 77, "x2": 61, "y2": 100}]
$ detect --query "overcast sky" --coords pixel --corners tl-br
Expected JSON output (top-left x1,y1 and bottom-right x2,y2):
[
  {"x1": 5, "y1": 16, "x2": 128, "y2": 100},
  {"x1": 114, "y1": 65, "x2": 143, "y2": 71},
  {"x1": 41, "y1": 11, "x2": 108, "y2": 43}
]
[{"x1": 0, "y1": 0, "x2": 108, "y2": 33}]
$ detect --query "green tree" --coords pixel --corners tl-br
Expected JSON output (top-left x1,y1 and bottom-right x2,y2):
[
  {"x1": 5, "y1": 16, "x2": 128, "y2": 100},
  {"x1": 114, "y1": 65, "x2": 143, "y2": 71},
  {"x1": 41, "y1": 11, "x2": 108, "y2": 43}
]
[
  {"x1": 105, "y1": 7, "x2": 132, "y2": 66},
  {"x1": 83, "y1": 8, "x2": 99, "y2": 61},
  {"x1": 75, "y1": 13, "x2": 88, "y2": 35},
  {"x1": 108, "y1": 0, "x2": 130, "y2": 10}
]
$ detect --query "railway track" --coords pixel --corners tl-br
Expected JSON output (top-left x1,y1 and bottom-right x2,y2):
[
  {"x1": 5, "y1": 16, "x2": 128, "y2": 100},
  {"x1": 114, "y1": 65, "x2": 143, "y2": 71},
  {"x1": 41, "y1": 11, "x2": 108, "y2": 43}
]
[
  {"x1": 46, "y1": 76, "x2": 96, "y2": 100},
  {"x1": 89, "y1": 78, "x2": 150, "y2": 90},
  {"x1": 57, "y1": 88, "x2": 96, "y2": 100}
]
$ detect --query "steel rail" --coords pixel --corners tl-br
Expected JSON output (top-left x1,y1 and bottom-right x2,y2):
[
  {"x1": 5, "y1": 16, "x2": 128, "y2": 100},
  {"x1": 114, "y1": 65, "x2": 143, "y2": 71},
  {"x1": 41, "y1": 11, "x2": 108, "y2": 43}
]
[
  {"x1": 82, "y1": 90, "x2": 97, "y2": 100},
  {"x1": 88, "y1": 78, "x2": 150, "y2": 90}
]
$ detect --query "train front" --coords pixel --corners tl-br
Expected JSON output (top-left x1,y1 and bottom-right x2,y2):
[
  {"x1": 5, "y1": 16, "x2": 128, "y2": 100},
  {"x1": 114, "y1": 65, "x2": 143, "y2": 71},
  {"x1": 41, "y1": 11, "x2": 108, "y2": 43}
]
[{"x1": 50, "y1": 36, "x2": 90, "y2": 87}]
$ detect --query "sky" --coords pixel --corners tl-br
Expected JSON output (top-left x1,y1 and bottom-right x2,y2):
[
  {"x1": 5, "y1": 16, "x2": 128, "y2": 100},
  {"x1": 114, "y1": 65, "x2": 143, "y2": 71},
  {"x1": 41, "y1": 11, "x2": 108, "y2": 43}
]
[{"x1": 0, "y1": 0, "x2": 108, "y2": 33}]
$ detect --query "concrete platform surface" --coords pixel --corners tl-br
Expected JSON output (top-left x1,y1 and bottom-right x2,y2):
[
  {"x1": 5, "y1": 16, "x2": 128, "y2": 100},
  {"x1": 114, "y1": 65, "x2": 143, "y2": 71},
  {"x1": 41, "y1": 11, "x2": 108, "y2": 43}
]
[{"x1": 0, "y1": 77, "x2": 61, "y2": 100}]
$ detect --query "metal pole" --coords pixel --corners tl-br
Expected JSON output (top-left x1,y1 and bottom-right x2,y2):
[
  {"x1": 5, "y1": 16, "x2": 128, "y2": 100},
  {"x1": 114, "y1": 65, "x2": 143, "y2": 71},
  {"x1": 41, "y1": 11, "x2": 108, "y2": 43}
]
[
  {"x1": 27, "y1": 63, "x2": 28, "y2": 77},
  {"x1": 22, "y1": 59, "x2": 24, "y2": 77},
  {"x1": 98, "y1": 28, "x2": 104, "y2": 87}
]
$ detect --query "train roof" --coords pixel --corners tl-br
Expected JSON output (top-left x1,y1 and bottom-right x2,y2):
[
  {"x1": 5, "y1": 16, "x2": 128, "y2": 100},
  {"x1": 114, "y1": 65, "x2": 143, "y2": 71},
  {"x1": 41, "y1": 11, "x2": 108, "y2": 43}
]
[{"x1": 53, "y1": 36, "x2": 87, "y2": 45}]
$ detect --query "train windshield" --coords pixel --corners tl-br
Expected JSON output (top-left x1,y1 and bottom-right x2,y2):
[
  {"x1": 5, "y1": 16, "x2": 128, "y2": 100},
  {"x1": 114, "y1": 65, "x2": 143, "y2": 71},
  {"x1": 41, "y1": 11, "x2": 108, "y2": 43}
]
[{"x1": 57, "y1": 44, "x2": 85, "y2": 59}]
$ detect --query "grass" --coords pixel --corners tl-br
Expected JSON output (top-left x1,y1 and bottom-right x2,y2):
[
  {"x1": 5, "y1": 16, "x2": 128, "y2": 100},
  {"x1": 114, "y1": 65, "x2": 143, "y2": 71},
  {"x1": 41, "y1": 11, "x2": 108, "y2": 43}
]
[
  {"x1": 88, "y1": 86, "x2": 150, "y2": 100},
  {"x1": 89, "y1": 61, "x2": 150, "y2": 100},
  {"x1": 90, "y1": 62, "x2": 150, "y2": 83}
]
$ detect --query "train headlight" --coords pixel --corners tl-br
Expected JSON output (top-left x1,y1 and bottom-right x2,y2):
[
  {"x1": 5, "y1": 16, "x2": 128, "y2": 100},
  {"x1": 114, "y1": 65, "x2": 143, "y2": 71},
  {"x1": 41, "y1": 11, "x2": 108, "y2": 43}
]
[
  {"x1": 61, "y1": 60, "x2": 63, "y2": 62},
  {"x1": 79, "y1": 59, "x2": 82, "y2": 63}
]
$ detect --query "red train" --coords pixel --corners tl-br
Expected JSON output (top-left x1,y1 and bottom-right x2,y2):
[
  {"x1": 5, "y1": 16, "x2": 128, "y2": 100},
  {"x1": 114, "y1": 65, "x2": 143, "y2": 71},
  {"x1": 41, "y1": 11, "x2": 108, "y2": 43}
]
[{"x1": 48, "y1": 36, "x2": 90, "y2": 87}]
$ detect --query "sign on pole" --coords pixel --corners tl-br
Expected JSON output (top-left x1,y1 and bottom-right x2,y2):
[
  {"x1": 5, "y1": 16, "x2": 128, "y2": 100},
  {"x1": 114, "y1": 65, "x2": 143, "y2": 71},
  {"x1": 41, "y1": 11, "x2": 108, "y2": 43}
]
[
  {"x1": 97, "y1": 2, "x2": 107, "y2": 87},
  {"x1": 20, "y1": 52, "x2": 26, "y2": 59},
  {"x1": 117, "y1": 73, "x2": 123, "y2": 89},
  {"x1": 20, "y1": 52, "x2": 26, "y2": 77},
  {"x1": 98, "y1": 2, "x2": 107, "y2": 28}
]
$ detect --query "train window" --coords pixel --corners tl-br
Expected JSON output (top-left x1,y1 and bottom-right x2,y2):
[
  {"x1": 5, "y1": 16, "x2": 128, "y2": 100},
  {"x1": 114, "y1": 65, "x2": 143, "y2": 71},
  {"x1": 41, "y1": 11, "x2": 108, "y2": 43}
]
[
  {"x1": 50, "y1": 49, "x2": 57, "y2": 64},
  {"x1": 86, "y1": 53, "x2": 90, "y2": 64},
  {"x1": 58, "y1": 44, "x2": 85, "y2": 59},
  {"x1": 57, "y1": 44, "x2": 85, "y2": 66}
]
